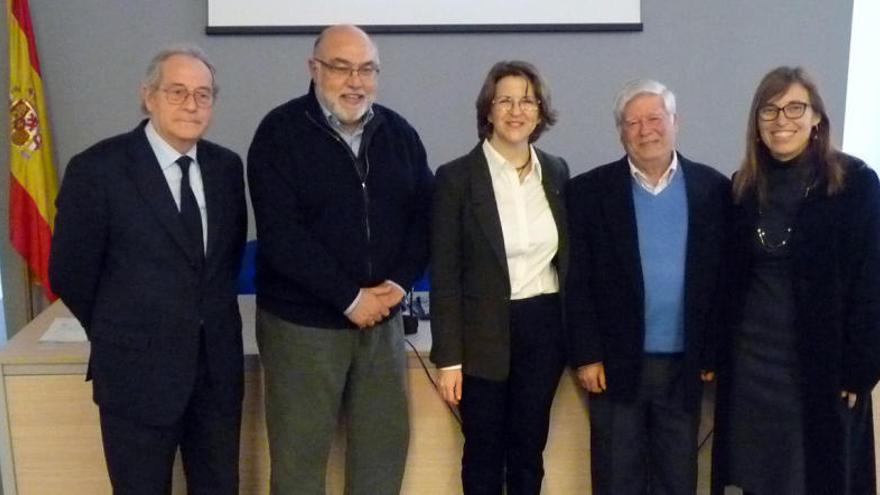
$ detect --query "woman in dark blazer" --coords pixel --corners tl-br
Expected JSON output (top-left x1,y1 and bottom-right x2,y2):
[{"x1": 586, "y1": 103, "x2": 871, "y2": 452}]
[
  {"x1": 429, "y1": 60, "x2": 569, "y2": 495},
  {"x1": 712, "y1": 66, "x2": 880, "y2": 495}
]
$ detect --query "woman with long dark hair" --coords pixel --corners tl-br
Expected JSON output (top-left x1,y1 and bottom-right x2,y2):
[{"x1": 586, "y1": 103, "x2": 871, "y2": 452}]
[{"x1": 713, "y1": 66, "x2": 880, "y2": 494}]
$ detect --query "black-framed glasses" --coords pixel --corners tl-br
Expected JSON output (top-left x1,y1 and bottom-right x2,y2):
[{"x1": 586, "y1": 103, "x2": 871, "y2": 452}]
[
  {"x1": 313, "y1": 58, "x2": 380, "y2": 80},
  {"x1": 161, "y1": 85, "x2": 214, "y2": 108},
  {"x1": 758, "y1": 101, "x2": 810, "y2": 121},
  {"x1": 492, "y1": 96, "x2": 540, "y2": 114}
]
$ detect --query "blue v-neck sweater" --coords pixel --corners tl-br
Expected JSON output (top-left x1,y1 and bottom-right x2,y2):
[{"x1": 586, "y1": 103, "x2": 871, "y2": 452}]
[{"x1": 632, "y1": 171, "x2": 688, "y2": 353}]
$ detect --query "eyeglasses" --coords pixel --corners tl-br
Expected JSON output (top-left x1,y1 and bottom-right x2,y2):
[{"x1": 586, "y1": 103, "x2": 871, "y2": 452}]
[
  {"x1": 161, "y1": 85, "x2": 215, "y2": 108},
  {"x1": 758, "y1": 101, "x2": 810, "y2": 121},
  {"x1": 622, "y1": 115, "x2": 667, "y2": 131},
  {"x1": 313, "y1": 58, "x2": 380, "y2": 80},
  {"x1": 492, "y1": 96, "x2": 540, "y2": 114}
]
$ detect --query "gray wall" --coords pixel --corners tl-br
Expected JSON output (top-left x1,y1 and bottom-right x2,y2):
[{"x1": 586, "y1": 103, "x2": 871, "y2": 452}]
[{"x1": 1, "y1": 0, "x2": 854, "y2": 335}]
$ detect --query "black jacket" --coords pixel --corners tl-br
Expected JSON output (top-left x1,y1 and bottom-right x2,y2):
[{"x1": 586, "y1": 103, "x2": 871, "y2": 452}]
[
  {"x1": 247, "y1": 85, "x2": 433, "y2": 329},
  {"x1": 430, "y1": 144, "x2": 569, "y2": 380},
  {"x1": 49, "y1": 121, "x2": 247, "y2": 426},
  {"x1": 565, "y1": 154, "x2": 730, "y2": 409},
  {"x1": 712, "y1": 153, "x2": 880, "y2": 494}
]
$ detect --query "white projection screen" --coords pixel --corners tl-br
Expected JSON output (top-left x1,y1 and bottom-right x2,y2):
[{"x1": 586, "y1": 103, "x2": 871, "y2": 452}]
[{"x1": 206, "y1": 1, "x2": 642, "y2": 34}]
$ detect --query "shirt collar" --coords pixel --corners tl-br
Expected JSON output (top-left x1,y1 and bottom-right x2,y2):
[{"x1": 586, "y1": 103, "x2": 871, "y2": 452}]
[
  {"x1": 482, "y1": 139, "x2": 543, "y2": 182},
  {"x1": 145, "y1": 120, "x2": 197, "y2": 171},
  {"x1": 628, "y1": 151, "x2": 678, "y2": 191},
  {"x1": 320, "y1": 102, "x2": 374, "y2": 136}
]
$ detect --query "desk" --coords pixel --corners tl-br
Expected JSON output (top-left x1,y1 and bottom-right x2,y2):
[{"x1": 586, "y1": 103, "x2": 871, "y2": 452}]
[{"x1": 0, "y1": 297, "x2": 595, "y2": 494}]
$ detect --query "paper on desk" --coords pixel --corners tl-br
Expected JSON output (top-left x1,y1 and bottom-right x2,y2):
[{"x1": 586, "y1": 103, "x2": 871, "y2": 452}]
[{"x1": 40, "y1": 317, "x2": 88, "y2": 343}]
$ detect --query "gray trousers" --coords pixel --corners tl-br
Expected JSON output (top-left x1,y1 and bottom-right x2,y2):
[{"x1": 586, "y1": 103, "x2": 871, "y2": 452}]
[{"x1": 256, "y1": 308, "x2": 409, "y2": 495}]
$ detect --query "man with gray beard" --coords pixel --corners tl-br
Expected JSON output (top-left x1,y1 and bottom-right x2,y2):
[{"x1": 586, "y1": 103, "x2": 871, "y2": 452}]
[{"x1": 247, "y1": 24, "x2": 433, "y2": 494}]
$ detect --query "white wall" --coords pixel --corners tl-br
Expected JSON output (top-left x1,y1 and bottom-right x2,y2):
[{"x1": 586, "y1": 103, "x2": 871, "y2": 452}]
[{"x1": 843, "y1": 0, "x2": 880, "y2": 168}]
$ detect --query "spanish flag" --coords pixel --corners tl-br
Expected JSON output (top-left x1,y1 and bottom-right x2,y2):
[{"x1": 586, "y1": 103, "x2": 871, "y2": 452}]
[{"x1": 8, "y1": 0, "x2": 58, "y2": 300}]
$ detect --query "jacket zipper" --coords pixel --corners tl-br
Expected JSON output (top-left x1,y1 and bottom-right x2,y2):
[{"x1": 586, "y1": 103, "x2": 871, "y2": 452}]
[{"x1": 305, "y1": 111, "x2": 373, "y2": 279}]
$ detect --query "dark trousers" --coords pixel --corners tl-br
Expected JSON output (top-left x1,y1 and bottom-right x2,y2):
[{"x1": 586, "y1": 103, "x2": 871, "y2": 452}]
[
  {"x1": 99, "y1": 331, "x2": 241, "y2": 495},
  {"x1": 589, "y1": 355, "x2": 700, "y2": 495},
  {"x1": 842, "y1": 393, "x2": 876, "y2": 495},
  {"x1": 459, "y1": 293, "x2": 566, "y2": 495}
]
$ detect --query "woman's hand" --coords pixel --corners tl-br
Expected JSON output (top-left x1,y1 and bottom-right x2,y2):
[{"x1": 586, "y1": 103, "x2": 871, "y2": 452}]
[
  {"x1": 439, "y1": 368, "x2": 463, "y2": 406},
  {"x1": 841, "y1": 390, "x2": 858, "y2": 409}
]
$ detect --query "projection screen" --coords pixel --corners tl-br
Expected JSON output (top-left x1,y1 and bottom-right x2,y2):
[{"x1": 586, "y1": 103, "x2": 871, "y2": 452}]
[{"x1": 207, "y1": 1, "x2": 642, "y2": 34}]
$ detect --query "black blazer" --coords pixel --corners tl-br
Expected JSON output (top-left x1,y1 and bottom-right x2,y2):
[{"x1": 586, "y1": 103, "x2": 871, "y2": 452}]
[
  {"x1": 712, "y1": 153, "x2": 880, "y2": 493},
  {"x1": 565, "y1": 154, "x2": 729, "y2": 408},
  {"x1": 49, "y1": 121, "x2": 247, "y2": 426},
  {"x1": 430, "y1": 144, "x2": 569, "y2": 381}
]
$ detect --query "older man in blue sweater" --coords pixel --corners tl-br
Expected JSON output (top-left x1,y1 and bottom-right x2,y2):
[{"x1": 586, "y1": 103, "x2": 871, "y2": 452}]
[
  {"x1": 565, "y1": 79, "x2": 729, "y2": 495},
  {"x1": 247, "y1": 24, "x2": 433, "y2": 495}
]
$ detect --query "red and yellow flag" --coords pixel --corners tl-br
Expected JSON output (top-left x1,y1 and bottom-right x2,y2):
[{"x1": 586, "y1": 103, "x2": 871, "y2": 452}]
[{"x1": 8, "y1": 0, "x2": 57, "y2": 300}]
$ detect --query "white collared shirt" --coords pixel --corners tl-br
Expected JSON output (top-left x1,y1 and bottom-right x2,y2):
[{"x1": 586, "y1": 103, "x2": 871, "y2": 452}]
[
  {"x1": 482, "y1": 140, "x2": 559, "y2": 300},
  {"x1": 145, "y1": 121, "x2": 207, "y2": 251},
  {"x1": 628, "y1": 151, "x2": 680, "y2": 195}
]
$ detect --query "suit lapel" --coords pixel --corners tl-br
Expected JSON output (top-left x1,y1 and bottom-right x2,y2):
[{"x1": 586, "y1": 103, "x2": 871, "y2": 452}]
[
  {"x1": 467, "y1": 146, "x2": 507, "y2": 269},
  {"x1": 681, "y1": 157, "x2": 709, "y2": 317},
  {"x1": 199, "y1": 145, "x2": 225, "y2": 267},
  {"x1": 538, "y1": 151, "x2": 566, "y2": 236},
  {"x1": 537, "y1": 150, "x2": 568, "y2": 279},
  {"x1": 602, "y1": 157, "x2": 644, "y2": 303},
  {"x1": 125, "y1": 124, "x2": 201, "y2": 266}
]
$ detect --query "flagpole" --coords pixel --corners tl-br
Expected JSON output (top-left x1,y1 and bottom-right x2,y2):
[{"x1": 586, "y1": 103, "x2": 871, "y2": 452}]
[{"x1": 21, "y1": 265, "x2": 34, "y2": 321}]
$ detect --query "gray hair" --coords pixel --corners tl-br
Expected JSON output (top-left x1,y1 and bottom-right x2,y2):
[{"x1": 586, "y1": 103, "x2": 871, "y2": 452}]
[
  {"x1": 613, "y1": 79, "x2": 676, "y2": 128},
  {"x1": 140, "y1": 44, "x2": 217, "y2": 114}
]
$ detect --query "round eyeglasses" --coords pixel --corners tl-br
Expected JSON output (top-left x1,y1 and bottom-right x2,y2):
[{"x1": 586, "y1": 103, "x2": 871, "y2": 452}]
[{"x1": 492, "y1": 96, "x2": 540, "y2": 114}]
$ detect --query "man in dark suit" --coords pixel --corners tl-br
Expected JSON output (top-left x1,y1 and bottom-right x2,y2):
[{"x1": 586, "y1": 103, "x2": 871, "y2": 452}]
[
  {"x1": 49, "y1": 45, "x2": 247, "y2": 495},
  {"x1": 566, "y1": 79, "x2": 729, "y2": 494}
]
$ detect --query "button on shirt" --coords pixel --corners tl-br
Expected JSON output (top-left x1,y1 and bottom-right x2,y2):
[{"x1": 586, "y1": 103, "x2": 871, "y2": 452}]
[
  {"x1": 145, "y1": 121, "x2": 207, "y2": 251},
  {"x1": 629, "y1": 151, "x2": 679, "y2": 195},
  {"x1": 483, "y1": 140, "x2": 559, "y2": 300}
]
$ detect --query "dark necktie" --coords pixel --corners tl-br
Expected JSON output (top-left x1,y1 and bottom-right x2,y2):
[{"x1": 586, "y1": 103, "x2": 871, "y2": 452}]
[{"x1": 175, "y1": 156, "x2": 204, "y2": 262}]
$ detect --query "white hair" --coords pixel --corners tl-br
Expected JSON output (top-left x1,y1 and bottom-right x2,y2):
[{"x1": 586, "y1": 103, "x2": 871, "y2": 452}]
[
  {"x1": 140, "y1": 44, "x2": 217, "y2": 114},
  {"x1": 613, "y1": 79, "x2": 676, "y2": 128}
]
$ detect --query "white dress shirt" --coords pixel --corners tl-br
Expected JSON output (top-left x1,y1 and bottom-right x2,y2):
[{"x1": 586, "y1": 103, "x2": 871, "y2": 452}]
[
  {"x1": 145, "y1": 121, "x2": 207, "y2": 251},
  {"x1": 483, "y1": 140, "x2": 559, "y2": 300},
  {"x1": 628, "y1": 151, "x2": 679, "y2": 195}
]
